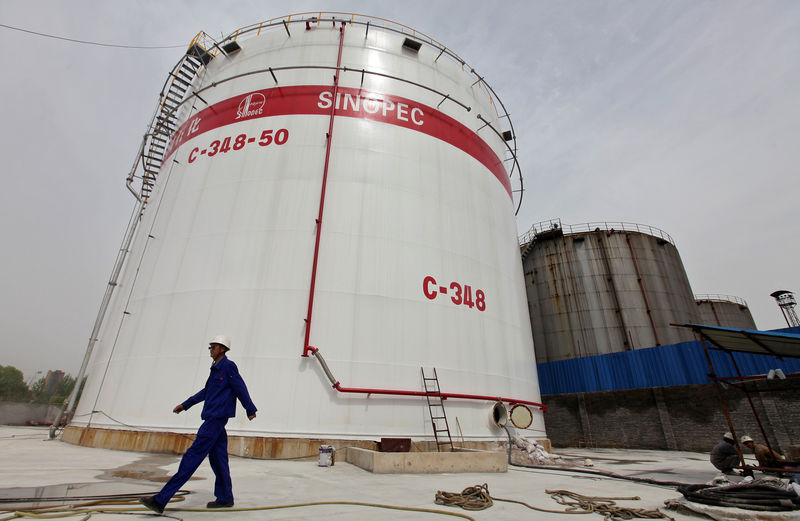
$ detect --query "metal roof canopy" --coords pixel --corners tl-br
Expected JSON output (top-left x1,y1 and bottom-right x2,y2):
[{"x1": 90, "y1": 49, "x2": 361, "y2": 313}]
[
  {"x1": 676, "y1": 323, "x2": 800, "y2": 360},
  {"x1": 676, "y1": 323, "x2": 800, "y2": 471}
]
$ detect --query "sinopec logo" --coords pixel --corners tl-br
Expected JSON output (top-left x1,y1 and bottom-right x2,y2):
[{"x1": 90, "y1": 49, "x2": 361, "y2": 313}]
[{"x1": 236, "y1": 93, "x2": 266, "y2": 119}]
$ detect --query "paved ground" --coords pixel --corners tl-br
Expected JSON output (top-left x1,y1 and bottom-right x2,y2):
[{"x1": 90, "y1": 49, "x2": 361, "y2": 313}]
[{"x1": 0, "y1": 426, "x2": 748, "y2": 520}]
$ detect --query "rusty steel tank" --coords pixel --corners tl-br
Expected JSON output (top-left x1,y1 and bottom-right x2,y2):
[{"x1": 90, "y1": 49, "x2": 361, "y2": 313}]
[
  {"x1": 695, "y1": 294, "x2": 757, "y2": 329},
  {"x1": 520, "y1": 220, "x2": 701, "y2": 363}
]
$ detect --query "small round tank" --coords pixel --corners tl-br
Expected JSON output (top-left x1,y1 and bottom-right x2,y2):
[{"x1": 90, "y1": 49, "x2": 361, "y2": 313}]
[
  {"x1": 695, "y1": 295, "x2": 757, "y2": 329},
  {"x1": 520, "y1": 220, "x2": 700, "y2": 362}
]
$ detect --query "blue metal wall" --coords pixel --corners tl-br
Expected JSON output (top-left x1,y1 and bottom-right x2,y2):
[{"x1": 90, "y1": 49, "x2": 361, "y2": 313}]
[{"x1": 537, "y1": 326, "x2": 800, "y2": 395}]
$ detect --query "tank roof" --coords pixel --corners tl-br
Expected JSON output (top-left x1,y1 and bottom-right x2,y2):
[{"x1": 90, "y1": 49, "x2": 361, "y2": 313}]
[
  {"x1": 519, "y1": 218, "x2": 675, "y2": 246},
  {"x1": 694, "y1": 294, "x2": 749, "y2": 307}
]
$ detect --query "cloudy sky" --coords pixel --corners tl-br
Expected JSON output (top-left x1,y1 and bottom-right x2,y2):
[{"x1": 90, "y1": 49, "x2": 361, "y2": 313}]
[{"x1": 1, "y1": 1, "x2": 798, "y2": 380}]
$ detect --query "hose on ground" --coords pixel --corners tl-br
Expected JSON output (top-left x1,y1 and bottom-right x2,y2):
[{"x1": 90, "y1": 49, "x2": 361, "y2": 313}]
[
  {"x1": 510, "y1": 462, "x2": 690, "y2": 488},
  {"x1": 0, "y1": 494, "x2": 187, "y2": 520},
  {"x1": 677, "y1": 483, "x2": 800, "y2": 511},
  {"x1": 0, "y1": 491, "x2": 188, "y2": 505},
  {"x1": 435, "y1": 483, "x2": 675, "y2": 520},
  {"x1": 0, "y1": 498, "x2": 477, "y2": 521}
]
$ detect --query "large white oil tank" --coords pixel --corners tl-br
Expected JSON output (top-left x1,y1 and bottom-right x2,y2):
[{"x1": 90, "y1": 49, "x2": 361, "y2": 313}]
[{"x1": 65, "y1": 13, "x2": 544, "y2": 456}]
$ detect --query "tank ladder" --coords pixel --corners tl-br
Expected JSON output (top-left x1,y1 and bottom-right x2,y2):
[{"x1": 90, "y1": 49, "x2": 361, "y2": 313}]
[
  {"x1": 141, "y1": 50, "x2": 206, "y2": 200},
  {"x1": 421, "y1": 368, "x2": 454, "y2": 452},
  {"x1": 126, "y1": 36, "x2": 216, "y2": 203}
]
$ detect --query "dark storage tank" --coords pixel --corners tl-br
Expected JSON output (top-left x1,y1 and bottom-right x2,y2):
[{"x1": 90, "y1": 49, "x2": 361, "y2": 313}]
[
  {"x1": 520, "y1": 220, "x2": 701, "y2": 363},
  {"x1": 695, "y1": 294, "x2": 757, "y2": 329}
]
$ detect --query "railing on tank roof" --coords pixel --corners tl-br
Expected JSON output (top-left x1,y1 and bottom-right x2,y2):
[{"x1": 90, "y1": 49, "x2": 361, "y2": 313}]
[
  {"x1": 126, "y1": 14, "x2": 524, "y2": 212},
  {"x1": 226, "y1": 12, "x2": 470, "y2": 77},
  {"x1": 188, "y1": 31, "x2": 219, "y2": 57},
  {"x1": 220, "y1": 13, "x2": 509, "y2": 128},
  {"x1": 519, "y1": 218, "x2": 676, "y2": 246},
  {"x1": 694, "y1": 294, "x2": 749, "y2": 307},
  {"x1": 215, "y1": 14, "x2": 502, "y2": 120},
  {"x1": 214, "y1": 13, "x2": 524, "y2": 214}
]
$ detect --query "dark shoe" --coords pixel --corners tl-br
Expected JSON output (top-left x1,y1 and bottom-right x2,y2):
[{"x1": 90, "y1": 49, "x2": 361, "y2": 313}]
[
  {"x1": 139, "y1": 496, "x2": 165, "y2": 514},
  {"x1": 207, "y1": 500, "x2": 234, "y2": 508}
]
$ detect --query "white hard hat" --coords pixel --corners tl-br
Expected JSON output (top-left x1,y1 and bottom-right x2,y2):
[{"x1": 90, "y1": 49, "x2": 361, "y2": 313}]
[
  {"x1": 723, "y1": 432, "x2": 734, "y2": 442},
  {"x1": 741, "y1": 435, "x2": 754, "y2": 444},
  {"x1": 209, "y1": 335, "x2": 231, "y2": 351}
]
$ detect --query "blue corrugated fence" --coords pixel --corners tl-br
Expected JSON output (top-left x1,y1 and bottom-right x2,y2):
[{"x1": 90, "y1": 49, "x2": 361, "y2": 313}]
[{"x1": 537, "y1": 328, "x2": 800, "y2": 395}]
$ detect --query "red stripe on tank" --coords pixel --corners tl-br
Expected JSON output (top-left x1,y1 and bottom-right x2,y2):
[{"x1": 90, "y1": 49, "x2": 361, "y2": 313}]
[{"x1": 165, "y1": 86, "x2": 511, "y2": 199}]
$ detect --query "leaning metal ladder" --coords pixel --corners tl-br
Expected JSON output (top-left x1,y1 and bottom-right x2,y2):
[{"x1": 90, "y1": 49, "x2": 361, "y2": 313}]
[{"x1": 421, "y1": 368, "x2": 454, "y2": 452}]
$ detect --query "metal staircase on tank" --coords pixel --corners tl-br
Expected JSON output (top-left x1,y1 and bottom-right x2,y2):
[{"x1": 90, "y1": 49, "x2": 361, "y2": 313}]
[
  {"x1": 421, "y1": 368, "x2": 454, "y2": 452},
  {"x1": 53, "y1": 37, "x2": 212, "y2": 434},
  {"x1": 54, "y1": 34, "x2": 224, "y2": 436},
  {"x1": 126, "y1": 33, "x2": 216, "y2": 203}
]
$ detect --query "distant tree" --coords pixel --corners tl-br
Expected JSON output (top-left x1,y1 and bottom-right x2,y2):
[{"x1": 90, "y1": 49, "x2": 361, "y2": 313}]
[
  {"x1": 52, "y1": 375, "x2": 76, "y2": 405},
  {"x1": 30, "y1": 377, "x2": 45, "y2": 396},
  {"x1": 30, "y1": 377, "x2": 48, "y2": 404},
  {"x1": 0, "y1": 365, "x2": 31, "y2": 401}
]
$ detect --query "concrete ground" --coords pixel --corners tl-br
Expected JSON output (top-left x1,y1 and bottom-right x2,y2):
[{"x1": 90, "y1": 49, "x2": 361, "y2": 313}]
[{"x1": 0, "y1": 426, "x2": 766, "y2": 520}]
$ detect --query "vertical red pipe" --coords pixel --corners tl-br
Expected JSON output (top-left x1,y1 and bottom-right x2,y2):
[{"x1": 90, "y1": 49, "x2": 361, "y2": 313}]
[{"x1": 304, "y1": 22, "x2": 346, "y2": 356}]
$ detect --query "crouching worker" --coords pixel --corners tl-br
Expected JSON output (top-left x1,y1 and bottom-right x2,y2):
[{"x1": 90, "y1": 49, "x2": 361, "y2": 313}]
[
  {"x1": 741, "y1": 435, "x2": 786, "y2": 472},
  {"x1": 140, "y1": 335, "x2": 257, "y2": 514},
  {"x1": 710, "y1": 432, "x2": 740, "y2": 474}
]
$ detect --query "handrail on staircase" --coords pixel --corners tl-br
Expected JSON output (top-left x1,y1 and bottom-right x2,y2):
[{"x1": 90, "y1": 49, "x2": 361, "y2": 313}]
[{"x1": 125, "y1": 31, "x2": 216, "y2": 203}]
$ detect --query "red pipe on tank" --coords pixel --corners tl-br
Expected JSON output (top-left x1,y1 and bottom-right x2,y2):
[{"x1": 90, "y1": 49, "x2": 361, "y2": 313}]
[
  {"x1": 298, "y1": 26, "x2": 544, "y2": 413},
  {"x1": 307, "y1": 347, "x2": 545, "y2": 410},
  {"x1": 304, "y1": 22, "x2": 346, "y2": 357},
  {"x1": 332, "y1": 382, "x2": 547, "y2": 411}
]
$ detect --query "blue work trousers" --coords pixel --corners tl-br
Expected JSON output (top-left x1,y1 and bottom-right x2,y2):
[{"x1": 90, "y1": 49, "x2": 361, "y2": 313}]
[{"x1": 154, "y1": 417, "x2": 232, "y2": 506}]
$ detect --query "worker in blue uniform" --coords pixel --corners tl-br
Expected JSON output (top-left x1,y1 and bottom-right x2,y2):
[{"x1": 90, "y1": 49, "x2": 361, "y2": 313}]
[{"x1": 140, "y1": 335, "x2": 257, "y2": 514}]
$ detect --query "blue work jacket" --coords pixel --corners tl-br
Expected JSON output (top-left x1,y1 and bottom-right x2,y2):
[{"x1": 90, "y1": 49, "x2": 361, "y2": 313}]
[{"x1": 182, "y1": 356, "x2": 257, "y2": 420}]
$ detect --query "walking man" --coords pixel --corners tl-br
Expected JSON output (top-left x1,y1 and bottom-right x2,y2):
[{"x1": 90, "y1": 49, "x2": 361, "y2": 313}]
[{"x1": 140, "y1": 335, "x2": 257, "y2": 514}]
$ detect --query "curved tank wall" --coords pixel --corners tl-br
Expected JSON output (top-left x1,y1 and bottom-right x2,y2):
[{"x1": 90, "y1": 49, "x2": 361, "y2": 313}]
[
  {"x1": 72, "y1": 15, "x2": 544, "y2": 445},
  {"x1": 521, "y1": 221, "x2": 700, "y2": 363},
  {"x1": 695, "y1": 295, "x2": 757, "y2": 329}
]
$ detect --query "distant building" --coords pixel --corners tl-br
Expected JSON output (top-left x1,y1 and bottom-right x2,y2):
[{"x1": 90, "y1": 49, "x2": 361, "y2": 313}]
[{"x1": 44, "y1": 370, "x2": 65, "y2": 395}]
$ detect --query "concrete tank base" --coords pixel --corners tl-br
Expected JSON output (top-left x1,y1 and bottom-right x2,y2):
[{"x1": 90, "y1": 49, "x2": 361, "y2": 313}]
[
  {"x1": 62, "y1": 426, "x2": 550, "y2": 460},
  {"x1": 344, "y1": 447, "x2": 506, "y2": 473}
]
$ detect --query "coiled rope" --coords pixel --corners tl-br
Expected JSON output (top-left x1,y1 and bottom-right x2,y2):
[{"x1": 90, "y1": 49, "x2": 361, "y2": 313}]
[
  {"x1": 435, "y1": 484, "x2": 494, "y2": 511},
  {"x1": 547, "y1": 490, "x2": 674, "y2": 521},
  {"x1": 435, "y1": 484, "x2": 675, "y2": 521}
]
